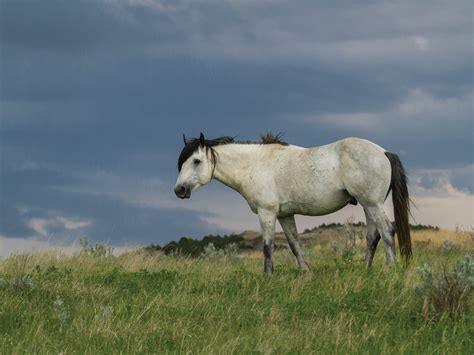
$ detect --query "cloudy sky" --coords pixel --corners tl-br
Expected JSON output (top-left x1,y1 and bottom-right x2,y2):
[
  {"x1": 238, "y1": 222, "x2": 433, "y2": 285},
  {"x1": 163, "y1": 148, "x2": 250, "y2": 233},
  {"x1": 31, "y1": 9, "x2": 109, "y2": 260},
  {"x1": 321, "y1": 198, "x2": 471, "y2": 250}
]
[{"x1": 0, "y1": 0, "x2": 472, "y2": 255}]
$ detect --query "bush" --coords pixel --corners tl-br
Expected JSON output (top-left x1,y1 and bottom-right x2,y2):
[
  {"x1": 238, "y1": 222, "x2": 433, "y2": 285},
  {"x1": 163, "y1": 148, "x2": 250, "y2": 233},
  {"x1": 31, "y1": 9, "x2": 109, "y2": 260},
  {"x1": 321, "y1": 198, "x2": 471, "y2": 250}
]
[
  {"x1": 79, "y1": 236, "x2": 113, "y2": 257},
  {"x1": 95, "y1": 305, "x2": 113, "y2": 323},
  {"x1": 224, "y1": 243, "x2": 240, "y2": 257},
  {"x1": 53, "y1": 297, "x2": 70, "y2": 329},
  {"x1": 200, "y1": 242, "x2": 241, "y2": 258},
  {"x1": 330, "y1": 217, "x2": 365, "y2": 265},
  {"x1": 342, "y1": 217, "x2": 365, "y2": 250},
  {"x1": 147, "y1": 234, "x2": 244, "y2": 257},
  {"x1": 413, "y1": 255, "x2": 474, "y2": 320},
  {"x1": 441, "y1": 239, "x2": 460, "y2": 254},
  {"x1": 201, "y1": 243, "x2": 225, "y2": 258},
  {"x1": 11, "y1": 275, "x2": 34, "y2": 290}
]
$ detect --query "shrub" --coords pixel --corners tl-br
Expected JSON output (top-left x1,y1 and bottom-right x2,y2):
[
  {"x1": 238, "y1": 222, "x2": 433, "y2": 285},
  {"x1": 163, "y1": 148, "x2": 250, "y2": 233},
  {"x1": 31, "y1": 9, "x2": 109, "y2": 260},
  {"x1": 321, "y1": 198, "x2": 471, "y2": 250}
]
[
  {"x1": 330, "y1": 217, "x2": 365, "y2": 265},
  {"x1": 53, "y1": 297, "x2": 69, "y2": 328},
  {"x1": 441, "y1": 239, "x2": 460, "y2": 254},
  {"x1": 200, "y1": 242, "x2": 241, "y2": 258},
  {"x1": 149, "y1": 234, "x2": 244, "y2": 257},
  {"x1": 12, "y1": 275, "x2": 33, "y2": 290},
  {"x1": 413, "y1": 255, "x2": 474, "y2": 320},
  {"x1": 201, "y1": 243, "x2": 225, "y2": 258},
  {"x1": 224, "y1": 243, "x2": 240, "y2": 257},
  {"x1": 319, "y1": 222, "x2": 344, "y2": 229},
  {"x1": 95, "y1": 306, "x2": 113, "y2": 323},
  {"x1": 80, "y1": 236, "x2": 113, "y2": 257},
  {"x1": 342, "y1": 217, "x2": 365, "y2": 250}
]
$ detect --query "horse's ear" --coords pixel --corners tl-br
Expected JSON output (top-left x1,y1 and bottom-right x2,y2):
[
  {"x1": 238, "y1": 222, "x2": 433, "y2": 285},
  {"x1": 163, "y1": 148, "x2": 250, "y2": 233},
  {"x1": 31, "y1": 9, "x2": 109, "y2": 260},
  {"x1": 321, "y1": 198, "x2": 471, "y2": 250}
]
[
  {"x1": 199, "y1": 132, "x2": 205, "y2": 146},
  {"x1": 182, "y1": 133, "x2": 187, "y2": 145}
]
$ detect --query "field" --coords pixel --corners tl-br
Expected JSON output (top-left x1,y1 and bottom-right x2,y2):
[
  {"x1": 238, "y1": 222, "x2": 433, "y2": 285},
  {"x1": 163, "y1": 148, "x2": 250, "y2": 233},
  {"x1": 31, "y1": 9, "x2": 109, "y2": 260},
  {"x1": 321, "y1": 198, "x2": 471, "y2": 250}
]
[{"x1": 1, "y1": 229, "x2": 473, "y2": 354}]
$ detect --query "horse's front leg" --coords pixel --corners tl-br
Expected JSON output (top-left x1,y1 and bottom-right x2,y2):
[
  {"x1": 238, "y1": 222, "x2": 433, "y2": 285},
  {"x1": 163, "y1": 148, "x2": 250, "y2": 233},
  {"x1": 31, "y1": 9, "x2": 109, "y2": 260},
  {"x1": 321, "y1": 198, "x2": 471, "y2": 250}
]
[{"x1": 258, "y1": 208, "x2": 277, "y2": 275}]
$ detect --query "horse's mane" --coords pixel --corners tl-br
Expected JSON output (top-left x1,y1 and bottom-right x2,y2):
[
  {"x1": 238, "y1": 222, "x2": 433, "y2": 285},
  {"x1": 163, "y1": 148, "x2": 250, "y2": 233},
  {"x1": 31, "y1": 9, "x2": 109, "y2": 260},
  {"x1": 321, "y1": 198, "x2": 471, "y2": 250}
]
[
  {"x1": 178, "y1": 132, "x2": 288, "y2": 171},
  {"x1": 248, "y1": 132, "x2": 288, "y2": 145}
]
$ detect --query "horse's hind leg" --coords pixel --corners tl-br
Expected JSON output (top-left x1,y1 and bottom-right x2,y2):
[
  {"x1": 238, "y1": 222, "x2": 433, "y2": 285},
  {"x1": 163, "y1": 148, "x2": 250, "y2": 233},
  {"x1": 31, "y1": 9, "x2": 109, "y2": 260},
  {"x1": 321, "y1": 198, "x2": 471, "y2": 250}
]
[
  {"x1": 364, "y1": 204, "x2": 396, "y2": 265},
  {"x1": 364, "y1": 210, "x2": 381, "y2": 267},
  {"x1": 278, "y1": 216, "x2": 310, "y2": 272}
]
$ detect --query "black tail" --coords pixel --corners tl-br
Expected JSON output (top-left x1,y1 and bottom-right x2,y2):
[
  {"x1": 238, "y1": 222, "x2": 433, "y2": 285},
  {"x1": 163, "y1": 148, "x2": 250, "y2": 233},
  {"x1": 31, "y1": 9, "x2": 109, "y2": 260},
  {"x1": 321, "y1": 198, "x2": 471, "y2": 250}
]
[{"x1": 385, "y1": 152, "x2": 412, "y2": 263}]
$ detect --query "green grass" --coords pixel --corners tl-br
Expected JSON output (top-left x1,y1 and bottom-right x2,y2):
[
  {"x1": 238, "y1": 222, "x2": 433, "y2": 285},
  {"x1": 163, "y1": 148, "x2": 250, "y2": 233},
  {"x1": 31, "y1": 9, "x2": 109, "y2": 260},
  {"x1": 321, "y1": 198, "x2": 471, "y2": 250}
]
[{"x1": 0, "y1": 246, "x2": 473, "y2": 354}]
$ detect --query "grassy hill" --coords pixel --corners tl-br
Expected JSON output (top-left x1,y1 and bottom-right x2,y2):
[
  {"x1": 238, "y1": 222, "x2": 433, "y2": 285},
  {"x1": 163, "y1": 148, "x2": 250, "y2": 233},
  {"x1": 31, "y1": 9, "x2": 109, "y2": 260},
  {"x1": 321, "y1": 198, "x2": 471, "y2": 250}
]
[
  {"x1": 0, "y1": 228, "x2": 473, "y2": 353},
  {"x1": 145, "y1": 224, "x2": 460, "y2": 256}
]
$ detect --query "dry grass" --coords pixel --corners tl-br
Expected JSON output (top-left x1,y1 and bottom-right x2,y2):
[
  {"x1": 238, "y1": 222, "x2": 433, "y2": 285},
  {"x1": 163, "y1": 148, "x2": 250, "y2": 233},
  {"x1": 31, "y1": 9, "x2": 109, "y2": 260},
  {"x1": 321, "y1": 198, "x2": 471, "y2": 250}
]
[{"x1": 411, "y1": 229, "x2": 473, "y2": 247}]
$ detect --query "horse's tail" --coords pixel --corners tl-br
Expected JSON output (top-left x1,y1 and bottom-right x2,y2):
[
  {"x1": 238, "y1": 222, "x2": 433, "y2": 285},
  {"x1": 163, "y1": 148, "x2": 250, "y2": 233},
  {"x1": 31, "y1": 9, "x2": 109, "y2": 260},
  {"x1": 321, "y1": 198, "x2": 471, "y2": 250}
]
[{"x1": 385, "y1": 152, "x2": 412, "y2": 263}]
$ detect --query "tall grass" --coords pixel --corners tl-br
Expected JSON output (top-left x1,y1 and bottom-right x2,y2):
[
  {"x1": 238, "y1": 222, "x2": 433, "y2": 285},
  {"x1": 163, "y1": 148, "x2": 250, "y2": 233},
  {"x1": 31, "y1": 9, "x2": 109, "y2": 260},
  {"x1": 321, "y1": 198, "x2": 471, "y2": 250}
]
[{"x1": 0, "y1": 236, "x2": 473, "y2": 353}]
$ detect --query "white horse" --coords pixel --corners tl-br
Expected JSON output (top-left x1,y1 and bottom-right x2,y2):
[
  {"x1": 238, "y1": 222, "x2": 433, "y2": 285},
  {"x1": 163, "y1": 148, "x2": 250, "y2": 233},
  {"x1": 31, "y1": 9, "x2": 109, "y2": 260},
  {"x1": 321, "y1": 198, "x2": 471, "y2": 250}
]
[{"x1": 174, "y1": 133, "x2": 412, "y2": 274}]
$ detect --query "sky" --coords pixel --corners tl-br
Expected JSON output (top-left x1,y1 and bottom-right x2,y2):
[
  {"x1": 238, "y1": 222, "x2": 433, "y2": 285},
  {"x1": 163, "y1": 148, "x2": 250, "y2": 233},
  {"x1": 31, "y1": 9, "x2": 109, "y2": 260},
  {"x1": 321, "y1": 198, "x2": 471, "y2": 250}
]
[{"x1": 0, "y1": 0, "x2": 472, "y2": 256}]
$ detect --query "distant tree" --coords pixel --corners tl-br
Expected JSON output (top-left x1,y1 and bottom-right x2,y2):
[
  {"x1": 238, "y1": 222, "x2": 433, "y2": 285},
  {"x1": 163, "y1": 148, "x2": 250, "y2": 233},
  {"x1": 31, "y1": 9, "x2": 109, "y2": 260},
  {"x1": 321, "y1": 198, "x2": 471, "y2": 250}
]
[{"x1": 145, "y1": 234, "x2": 245, "y2": 257}]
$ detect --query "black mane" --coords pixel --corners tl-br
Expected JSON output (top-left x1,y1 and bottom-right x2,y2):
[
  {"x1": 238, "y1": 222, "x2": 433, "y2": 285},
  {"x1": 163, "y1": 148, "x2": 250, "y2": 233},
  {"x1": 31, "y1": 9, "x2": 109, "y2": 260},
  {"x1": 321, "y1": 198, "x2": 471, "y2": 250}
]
[{"x1": 177, "y1": 132, "x2": 288, "y2": 171}]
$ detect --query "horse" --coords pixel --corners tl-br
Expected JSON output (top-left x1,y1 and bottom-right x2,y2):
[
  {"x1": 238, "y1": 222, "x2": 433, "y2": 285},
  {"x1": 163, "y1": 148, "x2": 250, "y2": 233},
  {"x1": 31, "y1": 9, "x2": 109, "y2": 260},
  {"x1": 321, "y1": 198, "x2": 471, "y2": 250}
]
[{"x1": 174, "y1": 132, "x2": 412, "y2": 274}]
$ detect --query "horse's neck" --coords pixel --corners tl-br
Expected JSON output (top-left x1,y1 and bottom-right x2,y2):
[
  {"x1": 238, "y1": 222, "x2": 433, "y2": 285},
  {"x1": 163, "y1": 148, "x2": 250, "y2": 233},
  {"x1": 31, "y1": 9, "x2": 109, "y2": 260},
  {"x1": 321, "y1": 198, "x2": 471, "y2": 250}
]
[{"x1": 212, "y1": 144, "x2": 259, "y2": 192}]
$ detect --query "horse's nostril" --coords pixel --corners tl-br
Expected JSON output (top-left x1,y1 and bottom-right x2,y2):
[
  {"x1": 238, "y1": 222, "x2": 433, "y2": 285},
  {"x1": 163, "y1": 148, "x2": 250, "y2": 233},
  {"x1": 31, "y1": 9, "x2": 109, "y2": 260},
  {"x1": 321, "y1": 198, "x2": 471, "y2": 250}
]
[{"x1": 174, "y1": 185, "x2": 189, "y2": 198}]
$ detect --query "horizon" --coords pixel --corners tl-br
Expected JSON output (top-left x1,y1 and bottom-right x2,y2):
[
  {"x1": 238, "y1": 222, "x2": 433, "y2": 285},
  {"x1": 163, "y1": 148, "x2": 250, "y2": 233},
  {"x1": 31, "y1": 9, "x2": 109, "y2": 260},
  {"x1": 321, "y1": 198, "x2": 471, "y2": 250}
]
[{"x1": 0, "y1": 220, "x2": 462, "y2": 259}]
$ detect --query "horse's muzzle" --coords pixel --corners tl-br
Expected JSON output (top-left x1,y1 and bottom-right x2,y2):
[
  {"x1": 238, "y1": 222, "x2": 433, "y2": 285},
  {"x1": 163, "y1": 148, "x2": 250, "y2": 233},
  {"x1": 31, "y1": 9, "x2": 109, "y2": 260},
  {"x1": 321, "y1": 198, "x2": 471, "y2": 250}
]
[{"x1": 174, "y1": 184, "x2": 191, "y2": 199}]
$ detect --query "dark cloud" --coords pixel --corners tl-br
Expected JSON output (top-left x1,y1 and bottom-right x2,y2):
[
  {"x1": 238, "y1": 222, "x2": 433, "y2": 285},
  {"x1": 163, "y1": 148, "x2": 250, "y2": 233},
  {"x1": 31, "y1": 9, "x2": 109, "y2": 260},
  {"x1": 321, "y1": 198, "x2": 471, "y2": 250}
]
[{"x1": 0, "y1": 0, "x2": 187, "y2": 51}]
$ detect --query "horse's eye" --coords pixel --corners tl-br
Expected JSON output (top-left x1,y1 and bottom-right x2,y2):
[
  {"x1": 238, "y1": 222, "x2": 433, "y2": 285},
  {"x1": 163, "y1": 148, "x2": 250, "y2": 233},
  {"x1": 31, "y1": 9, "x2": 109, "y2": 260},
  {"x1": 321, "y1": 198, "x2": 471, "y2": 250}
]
[{"x1": 193, "y1": 159, "x2": 201, "y2": 165}]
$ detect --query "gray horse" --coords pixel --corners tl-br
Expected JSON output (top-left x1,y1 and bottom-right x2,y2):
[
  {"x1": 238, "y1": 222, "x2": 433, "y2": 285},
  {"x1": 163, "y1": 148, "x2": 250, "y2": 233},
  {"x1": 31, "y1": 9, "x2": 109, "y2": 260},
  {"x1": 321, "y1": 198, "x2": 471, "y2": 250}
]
[{"x1": 174, "y1": 133, "x2": 412, "y2": 274}]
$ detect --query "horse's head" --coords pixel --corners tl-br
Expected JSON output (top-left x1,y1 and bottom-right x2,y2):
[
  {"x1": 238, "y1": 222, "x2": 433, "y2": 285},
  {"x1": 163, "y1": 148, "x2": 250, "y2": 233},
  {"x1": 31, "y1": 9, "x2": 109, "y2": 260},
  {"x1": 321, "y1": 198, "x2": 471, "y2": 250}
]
[{"x1": 174, "y1": 133, "x2": 215, "y2": 199}]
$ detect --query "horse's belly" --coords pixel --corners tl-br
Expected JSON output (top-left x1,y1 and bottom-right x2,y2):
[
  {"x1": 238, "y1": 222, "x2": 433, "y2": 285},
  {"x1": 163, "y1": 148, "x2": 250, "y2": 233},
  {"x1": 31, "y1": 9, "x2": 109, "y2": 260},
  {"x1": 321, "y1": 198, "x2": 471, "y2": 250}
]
[{"x1": 278, "y1": 191, "x2": 352, "y2": 217}]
